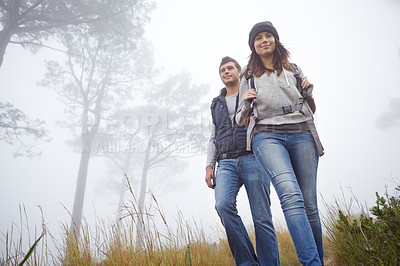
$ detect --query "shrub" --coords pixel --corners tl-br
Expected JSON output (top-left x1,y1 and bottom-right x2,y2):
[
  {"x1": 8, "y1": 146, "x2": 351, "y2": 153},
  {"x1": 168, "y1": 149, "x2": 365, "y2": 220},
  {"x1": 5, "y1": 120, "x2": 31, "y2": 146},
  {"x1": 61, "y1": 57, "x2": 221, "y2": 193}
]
[{"x1": 326, "y1": 186, "x2": 400, "y2": 265}]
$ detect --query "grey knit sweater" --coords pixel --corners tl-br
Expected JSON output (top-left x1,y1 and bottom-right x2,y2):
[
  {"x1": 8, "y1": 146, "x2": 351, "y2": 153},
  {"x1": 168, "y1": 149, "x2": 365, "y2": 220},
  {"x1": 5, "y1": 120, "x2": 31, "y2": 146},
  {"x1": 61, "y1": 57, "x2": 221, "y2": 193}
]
[{"x1": 235, "y1": 66, "x2": 314, "y2": 127}]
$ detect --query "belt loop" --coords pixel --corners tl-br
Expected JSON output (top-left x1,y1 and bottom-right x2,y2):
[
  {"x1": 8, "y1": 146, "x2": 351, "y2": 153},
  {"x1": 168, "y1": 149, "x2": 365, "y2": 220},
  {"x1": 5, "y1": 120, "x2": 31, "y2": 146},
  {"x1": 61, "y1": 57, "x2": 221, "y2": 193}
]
[{"x1": 282, "y1": 105, "x2": 292, "y2": 114}]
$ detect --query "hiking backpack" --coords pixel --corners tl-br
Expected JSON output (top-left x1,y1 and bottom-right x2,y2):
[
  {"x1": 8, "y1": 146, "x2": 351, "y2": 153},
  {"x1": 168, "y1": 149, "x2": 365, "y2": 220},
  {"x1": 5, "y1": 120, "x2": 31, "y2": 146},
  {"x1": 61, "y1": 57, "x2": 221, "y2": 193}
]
[{"x1": 245, "y1": 63, "x2": 324, "y2": 156}]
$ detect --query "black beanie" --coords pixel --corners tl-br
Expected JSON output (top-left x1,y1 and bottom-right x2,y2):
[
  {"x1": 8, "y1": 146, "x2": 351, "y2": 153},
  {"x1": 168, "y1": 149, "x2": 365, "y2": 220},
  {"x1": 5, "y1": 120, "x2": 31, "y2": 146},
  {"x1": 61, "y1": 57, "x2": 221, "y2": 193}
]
[{"x1": 248, "y1": 21, "x2": 279, "y2": 48}]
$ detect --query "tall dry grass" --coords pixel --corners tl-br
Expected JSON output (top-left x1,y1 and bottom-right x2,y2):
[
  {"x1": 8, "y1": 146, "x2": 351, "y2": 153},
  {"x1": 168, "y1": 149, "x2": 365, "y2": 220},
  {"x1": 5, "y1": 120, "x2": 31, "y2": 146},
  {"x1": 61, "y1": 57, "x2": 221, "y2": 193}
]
[{"x1": 1, "y1": 177, "x2": 338, "y2": 265}]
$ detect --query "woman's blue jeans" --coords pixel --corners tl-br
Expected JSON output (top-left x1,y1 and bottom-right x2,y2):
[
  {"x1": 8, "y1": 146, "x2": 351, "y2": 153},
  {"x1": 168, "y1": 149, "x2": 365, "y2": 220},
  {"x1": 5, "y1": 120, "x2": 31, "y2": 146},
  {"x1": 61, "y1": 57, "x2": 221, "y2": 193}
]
[
  {"x1": 253, "y1": 132, "x2": 324, "y2": 265},
  {"x1": 215, "y1": 154, "x2": 280, "y2": 265}
]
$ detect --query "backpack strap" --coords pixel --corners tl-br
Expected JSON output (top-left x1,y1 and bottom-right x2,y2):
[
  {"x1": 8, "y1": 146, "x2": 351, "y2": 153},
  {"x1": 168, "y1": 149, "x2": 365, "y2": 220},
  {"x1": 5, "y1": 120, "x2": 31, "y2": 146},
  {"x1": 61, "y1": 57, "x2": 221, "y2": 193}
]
[
  {"x1": 288, "y1": 62, "x2": 302, "y2": 92},
  {"x1": 245, "y1": 74, "x2": 259, "y2": 151},
  {"x1": 289, "y1": 63, "x2": 316, "y2": 113},
  {"x1": 306, "y1": 118, "x2": 324, "y2": 156}
]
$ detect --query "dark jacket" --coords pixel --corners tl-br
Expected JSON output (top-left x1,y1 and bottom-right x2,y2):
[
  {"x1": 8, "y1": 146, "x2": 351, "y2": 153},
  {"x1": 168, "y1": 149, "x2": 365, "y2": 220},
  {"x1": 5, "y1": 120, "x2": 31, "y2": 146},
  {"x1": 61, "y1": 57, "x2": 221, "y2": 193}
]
[{"x1": 211, "y1": 88, "x2": 248, "y2": 160}]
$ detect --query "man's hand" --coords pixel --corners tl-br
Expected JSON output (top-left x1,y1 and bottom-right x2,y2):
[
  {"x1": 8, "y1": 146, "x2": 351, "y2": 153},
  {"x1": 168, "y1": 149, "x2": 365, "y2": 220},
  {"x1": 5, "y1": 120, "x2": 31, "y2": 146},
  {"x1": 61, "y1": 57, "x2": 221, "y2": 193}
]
[{"x1": 205, "y1": 166, "x2": 215, "y2": 189}]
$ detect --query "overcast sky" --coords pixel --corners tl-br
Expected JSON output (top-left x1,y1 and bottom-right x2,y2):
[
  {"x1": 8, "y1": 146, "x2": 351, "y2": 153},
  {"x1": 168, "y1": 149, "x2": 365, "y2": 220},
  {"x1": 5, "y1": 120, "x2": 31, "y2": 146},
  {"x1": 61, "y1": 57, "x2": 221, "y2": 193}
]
[{"x1": 1, "y1": 0, "x2": 400, "y2": 251}]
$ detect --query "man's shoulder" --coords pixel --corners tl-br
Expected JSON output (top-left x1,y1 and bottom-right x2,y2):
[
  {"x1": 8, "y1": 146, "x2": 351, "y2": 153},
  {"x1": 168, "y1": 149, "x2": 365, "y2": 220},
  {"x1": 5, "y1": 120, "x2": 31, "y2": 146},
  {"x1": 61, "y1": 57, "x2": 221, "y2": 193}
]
[
  {"x1": 211, "y1": 88, "x2": 226, "y2": 104},
  {"x1": 211, "y1": 96, "x2": 222, "y2": 109}
]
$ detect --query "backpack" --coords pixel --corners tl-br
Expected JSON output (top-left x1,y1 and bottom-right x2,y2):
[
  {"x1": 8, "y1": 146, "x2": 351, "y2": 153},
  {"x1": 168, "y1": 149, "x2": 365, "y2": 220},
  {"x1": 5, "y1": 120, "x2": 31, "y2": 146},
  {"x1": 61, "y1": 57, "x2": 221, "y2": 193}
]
[
  {"x1": 288, "y1": 63, "x2": 316, "y2": 113},
  {"x1": 245, "y1": 63, "x2": 324, "y2": 156}
]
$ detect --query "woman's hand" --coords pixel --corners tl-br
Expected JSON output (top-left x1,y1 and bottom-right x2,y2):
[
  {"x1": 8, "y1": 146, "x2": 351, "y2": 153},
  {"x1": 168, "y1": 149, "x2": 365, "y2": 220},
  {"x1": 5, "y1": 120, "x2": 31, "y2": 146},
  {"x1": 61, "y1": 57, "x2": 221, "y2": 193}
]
[
  {"x1": 243, "y1": 89, "x2": 258, "y2": 100},
  {"x1": 301, "y1": 76, "x2": 312, "y2": 89}
]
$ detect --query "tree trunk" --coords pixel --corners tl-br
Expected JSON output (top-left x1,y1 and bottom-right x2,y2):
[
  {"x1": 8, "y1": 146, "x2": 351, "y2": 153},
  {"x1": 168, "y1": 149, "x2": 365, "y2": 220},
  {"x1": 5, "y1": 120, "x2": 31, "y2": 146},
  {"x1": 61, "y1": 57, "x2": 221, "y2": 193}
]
[
  {"x1": 136, "y1": 136, "x2": 153, "y2": 248},
  {"x1": 68, "y1": 51, "x2": 108, "y2": 239},
  {"x1": 69, "y1": 104, "x2": 95, "y2": 238},
  {"x1": 0, "y1": 28, "x2": 13, "y2": 68},
  {"x1": 0, "y1": 1, "x2": 21, "y2": 69},
  {"x1": 117, "y1": 153, "x2": 131, "y2": 220},
  {"x1": 69, "y1": 147, "x2": 92, "y2": 239},
  {"x1": 69, "y1": 88, "x2": 104, "y2": 239}
]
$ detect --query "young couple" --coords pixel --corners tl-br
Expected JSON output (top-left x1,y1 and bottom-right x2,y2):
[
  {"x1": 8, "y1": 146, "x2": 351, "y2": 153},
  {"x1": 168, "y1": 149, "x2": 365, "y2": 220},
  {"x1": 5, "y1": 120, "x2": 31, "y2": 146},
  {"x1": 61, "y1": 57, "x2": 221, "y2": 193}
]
[{"x1": 205, "y1": 21, "x2": 324, "y2": 266}]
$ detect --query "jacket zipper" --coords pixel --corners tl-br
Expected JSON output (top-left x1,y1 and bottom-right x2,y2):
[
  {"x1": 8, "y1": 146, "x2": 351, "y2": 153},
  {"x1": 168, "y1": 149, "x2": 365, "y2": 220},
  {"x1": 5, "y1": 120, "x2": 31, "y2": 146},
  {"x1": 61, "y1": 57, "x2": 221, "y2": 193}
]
[{"x1": 232, "y1": 94, "x2": 239, "y2": 152}]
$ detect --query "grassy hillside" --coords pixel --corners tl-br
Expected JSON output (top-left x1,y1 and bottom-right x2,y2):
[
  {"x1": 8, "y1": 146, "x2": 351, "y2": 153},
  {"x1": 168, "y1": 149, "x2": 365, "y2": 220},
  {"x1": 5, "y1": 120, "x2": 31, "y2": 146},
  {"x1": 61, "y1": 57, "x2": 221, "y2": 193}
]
[{"x1": 2, "y1": 184, "x2": 399, "y2": 265}]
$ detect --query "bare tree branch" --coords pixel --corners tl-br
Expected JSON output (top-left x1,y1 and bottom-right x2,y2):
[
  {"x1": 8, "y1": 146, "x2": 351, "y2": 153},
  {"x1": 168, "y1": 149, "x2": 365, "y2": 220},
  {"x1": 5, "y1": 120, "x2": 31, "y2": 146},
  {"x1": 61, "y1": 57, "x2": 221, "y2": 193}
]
[
  {"x1": 9, "y1": 40, "x2": 68, "y2": 53},
  {"x1": 18, "y1": 0, "x2": 46, "y2": 20},
  {"x1": 0, "y1": 0, "x2": 11, "y2": 11},
  {"x1": 0, "y1": 101, "x2": 49, "y2": 157}
]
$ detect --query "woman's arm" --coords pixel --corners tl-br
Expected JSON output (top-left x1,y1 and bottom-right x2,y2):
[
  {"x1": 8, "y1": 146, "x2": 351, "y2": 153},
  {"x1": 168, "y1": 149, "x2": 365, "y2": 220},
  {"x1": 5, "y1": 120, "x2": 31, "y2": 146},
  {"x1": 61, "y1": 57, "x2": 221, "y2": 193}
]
[
  {"x1": 298, "y1": 67, "x2": 316, "y2": 114},
  {"x1": 235, "y1": 78, "x2": 255, "y2": 126}
]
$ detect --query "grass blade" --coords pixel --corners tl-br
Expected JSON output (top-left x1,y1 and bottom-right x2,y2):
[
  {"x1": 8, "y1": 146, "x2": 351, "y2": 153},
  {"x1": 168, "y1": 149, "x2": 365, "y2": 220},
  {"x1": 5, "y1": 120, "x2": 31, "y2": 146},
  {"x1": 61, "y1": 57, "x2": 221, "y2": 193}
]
[{"x1": 18, "y1": 232, "x2": 44, "y2": 266}]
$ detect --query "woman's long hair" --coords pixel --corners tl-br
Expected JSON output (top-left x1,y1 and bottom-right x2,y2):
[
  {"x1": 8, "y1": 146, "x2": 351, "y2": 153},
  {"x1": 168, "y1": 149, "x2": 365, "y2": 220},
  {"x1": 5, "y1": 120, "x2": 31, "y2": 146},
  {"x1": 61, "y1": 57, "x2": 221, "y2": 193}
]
[{"x1": 244, "y1": 38, "x2": 291, "y2": 78}]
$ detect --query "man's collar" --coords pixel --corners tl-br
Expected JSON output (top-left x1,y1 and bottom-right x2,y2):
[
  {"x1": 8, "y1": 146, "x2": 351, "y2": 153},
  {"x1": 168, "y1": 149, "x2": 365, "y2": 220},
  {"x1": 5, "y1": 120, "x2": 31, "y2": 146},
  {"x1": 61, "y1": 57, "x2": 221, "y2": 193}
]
[{"x1": 219, "y1": 87, "x2": 227, "y2": 97}]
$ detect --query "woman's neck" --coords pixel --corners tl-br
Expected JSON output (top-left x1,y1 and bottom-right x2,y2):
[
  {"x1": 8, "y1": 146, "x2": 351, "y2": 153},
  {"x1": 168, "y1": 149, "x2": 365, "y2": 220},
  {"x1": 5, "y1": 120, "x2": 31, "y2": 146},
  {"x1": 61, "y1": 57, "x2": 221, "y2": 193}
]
[{"x1": 260, "y1": 54, "x2": 274, "y2": 70}]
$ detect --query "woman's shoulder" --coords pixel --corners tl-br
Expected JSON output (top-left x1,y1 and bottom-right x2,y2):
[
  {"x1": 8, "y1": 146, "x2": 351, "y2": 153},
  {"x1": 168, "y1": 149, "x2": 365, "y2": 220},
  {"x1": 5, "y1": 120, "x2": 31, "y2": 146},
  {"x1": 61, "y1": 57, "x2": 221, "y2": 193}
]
[
  {"x1": 288, "y1": 62, "x2": 304, "y2": 77},
  {"x1": 239, "y1": 66, "x2": 249, "y2": 79},
  {"x1": 240, "y1": 65, "x2": 257, "y2": 82}
]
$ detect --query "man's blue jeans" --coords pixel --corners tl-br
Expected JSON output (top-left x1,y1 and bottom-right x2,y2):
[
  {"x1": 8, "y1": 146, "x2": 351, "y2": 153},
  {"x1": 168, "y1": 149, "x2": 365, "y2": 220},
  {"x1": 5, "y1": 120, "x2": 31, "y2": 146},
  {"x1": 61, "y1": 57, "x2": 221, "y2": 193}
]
[
  {"x1": 253, "y1": 132, "x2": 323, "y2": 265},
  {"x1": 215, "y1": 154, "x2": 280, "y2": 266}
]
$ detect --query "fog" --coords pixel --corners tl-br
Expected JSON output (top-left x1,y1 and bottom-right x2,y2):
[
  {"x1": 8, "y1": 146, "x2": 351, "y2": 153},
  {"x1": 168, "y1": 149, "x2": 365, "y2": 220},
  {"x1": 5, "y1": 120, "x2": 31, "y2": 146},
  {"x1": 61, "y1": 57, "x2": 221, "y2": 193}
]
[{"x1": 1, "y1": 0, "x2": 400, "y2": 255}]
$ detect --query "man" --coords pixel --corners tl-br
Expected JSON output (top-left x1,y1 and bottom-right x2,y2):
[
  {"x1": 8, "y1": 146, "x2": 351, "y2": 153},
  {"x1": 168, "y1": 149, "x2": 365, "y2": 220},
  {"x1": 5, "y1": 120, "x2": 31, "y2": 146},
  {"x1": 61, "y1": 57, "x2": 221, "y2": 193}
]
[{"x1": 205, "y1": 56, "x2": 280, "y2": 265}]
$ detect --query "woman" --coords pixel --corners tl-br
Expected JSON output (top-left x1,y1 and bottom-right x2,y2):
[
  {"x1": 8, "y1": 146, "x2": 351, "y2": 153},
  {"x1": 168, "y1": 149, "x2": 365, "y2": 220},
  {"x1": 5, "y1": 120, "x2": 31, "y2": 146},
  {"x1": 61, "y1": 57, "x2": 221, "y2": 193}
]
[{"x1": 236, "y1": 21, "x2": 324, "y2": 265}]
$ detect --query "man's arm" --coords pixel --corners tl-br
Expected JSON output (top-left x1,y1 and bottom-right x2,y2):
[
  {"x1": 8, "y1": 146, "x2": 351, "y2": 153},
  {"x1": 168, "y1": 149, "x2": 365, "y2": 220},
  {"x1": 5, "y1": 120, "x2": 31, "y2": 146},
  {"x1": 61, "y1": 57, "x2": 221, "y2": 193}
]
[
  {"x1": 205, "y1": 165, "x2": 215, "y2": 189},
  {"x1": 205, "y1": 124, "x2": 217, "y2": 189}
]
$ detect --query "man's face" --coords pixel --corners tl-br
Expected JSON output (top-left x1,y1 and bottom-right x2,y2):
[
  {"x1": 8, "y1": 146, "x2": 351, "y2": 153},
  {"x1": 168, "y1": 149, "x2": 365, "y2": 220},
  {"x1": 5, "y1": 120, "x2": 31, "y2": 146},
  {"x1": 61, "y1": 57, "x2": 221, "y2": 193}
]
[{"x1": 219, "y1": 62, "x2": 240, "y2": 87}]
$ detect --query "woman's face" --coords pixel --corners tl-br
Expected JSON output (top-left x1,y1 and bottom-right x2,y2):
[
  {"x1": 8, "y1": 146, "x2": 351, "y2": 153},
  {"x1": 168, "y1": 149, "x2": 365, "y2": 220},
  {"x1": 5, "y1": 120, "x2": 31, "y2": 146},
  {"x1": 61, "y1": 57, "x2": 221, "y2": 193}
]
[{"x1": 253, "y1": 31, "x2": 276, "y2": 57}]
